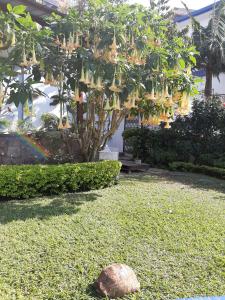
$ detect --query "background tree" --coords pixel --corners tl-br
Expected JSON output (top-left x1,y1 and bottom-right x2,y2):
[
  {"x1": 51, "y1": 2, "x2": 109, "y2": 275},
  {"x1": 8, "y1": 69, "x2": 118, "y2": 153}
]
[
  {"x1": 183, "y1": 0, "x2": 225, "y2": 97},
  {"x1": 64, "y1": 0, "x2": 127, "y2": 13},
  {"x1": 123, "y1": 97, "x2": 225, "y2": 167},
  {"x1": 0, "y1": 4, "x2": 51, "y2": 117}
]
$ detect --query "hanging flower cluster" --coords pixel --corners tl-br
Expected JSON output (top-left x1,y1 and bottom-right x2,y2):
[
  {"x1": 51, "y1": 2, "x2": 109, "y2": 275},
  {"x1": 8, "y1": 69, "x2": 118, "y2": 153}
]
[
  {"x1": 20, "y1": 45, "x2": 39, "y2": 68},
  {"x1": 0, "y1": 82, "x2": 4, "y2": 108},
  {"x1": 0, "y1": 26, "x2": 16, "y2": 50}
]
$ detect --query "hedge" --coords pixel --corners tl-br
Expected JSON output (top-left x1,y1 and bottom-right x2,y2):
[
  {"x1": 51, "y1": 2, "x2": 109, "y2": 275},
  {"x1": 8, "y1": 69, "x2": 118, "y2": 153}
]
[
  {"x1": 0, "y1": 161, "x2": 121, "y2": 199},
  {"x1": 123, "y1": 98, "x2": 225, "y2": 168},
  {"x1": 169, "y1": 162, "x2": 225, "y2": 180}
]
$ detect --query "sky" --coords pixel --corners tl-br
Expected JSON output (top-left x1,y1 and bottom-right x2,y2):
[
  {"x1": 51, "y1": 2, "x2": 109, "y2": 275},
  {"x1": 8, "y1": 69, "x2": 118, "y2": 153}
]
[{"x1": 129, "y1": 0, "x2": 215, "y2": 9}]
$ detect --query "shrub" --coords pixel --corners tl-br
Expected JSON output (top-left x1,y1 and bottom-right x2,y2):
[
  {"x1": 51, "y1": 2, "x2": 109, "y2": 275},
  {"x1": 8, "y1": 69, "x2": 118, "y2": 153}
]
[
  {"x1": 123, "y1": 128, "x2": 185, "y2": 166},
  {"x1": 123, "y1": 97, "x2": 225, "y2": 167},
  {"x1": 40, "y1": 113, "x2": 59, "y2": 131},
  {"x1": 169, "y1": 162, "x2": 225, "y2": 180},
  {"x1": 33, "y1": 130, "x2": 82, "y2": 164},
  {"x1": 0, "y1": 161, "x2": 121, "y2": 200}
]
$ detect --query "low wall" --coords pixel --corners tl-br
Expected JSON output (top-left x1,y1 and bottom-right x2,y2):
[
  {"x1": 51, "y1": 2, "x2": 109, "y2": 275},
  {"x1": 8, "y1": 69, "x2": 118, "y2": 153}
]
[
  {"x1": 0, "y1": 132, "x2": 82, "y2": 165},
  {"x1": 0, "y1": 133, "x2": 46, "y2": 164}
]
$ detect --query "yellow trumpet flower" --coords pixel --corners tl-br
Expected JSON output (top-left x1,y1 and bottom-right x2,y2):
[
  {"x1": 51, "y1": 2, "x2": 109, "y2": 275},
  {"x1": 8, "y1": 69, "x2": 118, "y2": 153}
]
[
  {"x1": 109, "y1": 75, "x2": 118, "y2": 92},
  {"x1": 112, "y1": 94, "x2": 117, "y2": 110},
  {"x1": 64, "y1": 114, "x2": 71, "y2": 129},
  {"x1": 79, "y1": 66, "x2": 85, "y2": 83},
  {"x1": 74, "y1": 33, "x2": 80, "y2": 49},
  {"x1": 164, "y1": 85, "x2": 170, "y2": 98},
  {"x1": 58, "y1": 120, "x2": 64, "y2": 129},
  {"x1": 150, "y1": 88, "x2": 156, "y2": 101},
  {"x1": 96, "y1": 77, "x2": 104, "y2": 91},
  {"x1": 84, "y1": 70, "x2": 91, "y2": 85},
  {"x1": 11, "y1": 31, "x2": 16, "y2": 47},
  {"x1": 62, "y1": 36, "x2": 67, "y2": 49},
  {"x1": 31, "y1": 46, "x2": 39, "y2": 65},
  {"x1": 110, "y1": 32, "x2": 118, "y2": 51},
  {"x1": 164, "y1": 122, "x2": 171, "y2": 129},
  {"x1": 104, "y1": 99, "x2": 111, "y2": 111},
  {"x1": 115, "y1": 96, "x2": 121, "y2": 110},
  {"x1": 89, "y1": 76, "x2": 96, "y2": 89},
  {"x1": 20, "y1": 49, "x2": 29, "y2": 68}
]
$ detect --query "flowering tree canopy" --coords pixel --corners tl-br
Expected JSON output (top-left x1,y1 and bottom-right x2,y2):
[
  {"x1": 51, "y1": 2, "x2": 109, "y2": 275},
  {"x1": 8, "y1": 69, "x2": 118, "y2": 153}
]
[{"x1": 0, "y1": 1, "x2": 198, "y2": 161}]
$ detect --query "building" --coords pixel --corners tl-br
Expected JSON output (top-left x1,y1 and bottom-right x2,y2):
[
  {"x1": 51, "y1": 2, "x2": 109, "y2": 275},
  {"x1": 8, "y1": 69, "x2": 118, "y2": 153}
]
[
  {"x1": 175, "y1": 0, "x2": 225, "y2": 95},
  {"x1": 174, "y1": 7, "x2": 193, "y2": 18}
]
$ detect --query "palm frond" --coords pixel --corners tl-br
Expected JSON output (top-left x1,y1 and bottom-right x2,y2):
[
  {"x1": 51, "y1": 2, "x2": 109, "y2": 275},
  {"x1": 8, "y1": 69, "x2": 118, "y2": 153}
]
[
  {"x1": 181, "y1": 1, "x2": 202, "y2": 30},
  {"x1": 182, "y1": 1, "x2": 206, "y2": 54},
  {"x1": 183, "y1": 0, "x2": 225, "y2": 74},
  {"x1": 207, "y1": 0, "x2": 225, "y2": 58}
]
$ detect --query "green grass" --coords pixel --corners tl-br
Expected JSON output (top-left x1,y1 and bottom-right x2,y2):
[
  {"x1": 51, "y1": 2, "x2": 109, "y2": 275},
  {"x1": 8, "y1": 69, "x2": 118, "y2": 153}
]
[{"x1": 0, "y1": 170, "x2": 224, "y2": 300}]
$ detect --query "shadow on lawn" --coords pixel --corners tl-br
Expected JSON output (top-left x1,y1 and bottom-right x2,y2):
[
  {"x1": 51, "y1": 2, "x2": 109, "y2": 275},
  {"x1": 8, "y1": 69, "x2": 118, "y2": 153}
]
[
  {"x1": 0, "y1": 192, "x2": 100, "y2": 224},
  {"x1": 123, "y1": 169, "x2": 225, "y2": 195},
  {"x1": 86, "y1": 282, "x2": 104, "y2": 299}
]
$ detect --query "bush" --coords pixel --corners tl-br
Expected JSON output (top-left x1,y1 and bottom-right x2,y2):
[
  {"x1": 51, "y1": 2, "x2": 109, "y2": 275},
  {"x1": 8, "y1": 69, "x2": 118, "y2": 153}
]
[
  {"x1": 123, "y1": 128, "x2": 186, "y2": 166},
  {"x1": 169, "y1": 162, "x2": 225, "y2": 180},
  {"x1": 123, "y1": 97, "x2": 225, "y2": 167},
  {"x1": 0, "y1": 161, "x2": 121, "y2": 200},
  {"x1": 41, "y1": 113, "x2": 59, "y2": 131},
  {"x1": 33, "y1": 130, "x2": 82, "y2": 164}
]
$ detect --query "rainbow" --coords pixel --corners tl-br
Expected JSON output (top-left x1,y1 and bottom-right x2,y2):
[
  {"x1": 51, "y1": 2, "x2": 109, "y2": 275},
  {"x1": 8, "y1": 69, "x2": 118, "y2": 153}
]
[{"x1": 15, "y1": 133, "x2": 50, "y2": 160}]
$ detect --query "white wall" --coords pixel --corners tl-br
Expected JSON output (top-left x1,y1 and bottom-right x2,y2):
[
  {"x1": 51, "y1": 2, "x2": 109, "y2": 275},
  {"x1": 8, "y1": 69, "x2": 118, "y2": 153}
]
[
  {"x1": 108, "y1": 119, "x2": 125, "y2": 153},
  {"x1": 0, "y1": 83, "x2": 60, "y2": 131},
  {"x1": 177, "y1": 10, "x2": 212, "y2": 32},
  {"x1": 212, "y1": 74, "x2": 225, "y2": 94}
]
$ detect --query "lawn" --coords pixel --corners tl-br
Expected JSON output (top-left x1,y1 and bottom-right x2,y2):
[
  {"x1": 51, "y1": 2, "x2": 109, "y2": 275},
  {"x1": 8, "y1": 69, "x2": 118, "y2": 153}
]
[{"x1": 0, "y1": 170, "x2": 224, "y2": 300}]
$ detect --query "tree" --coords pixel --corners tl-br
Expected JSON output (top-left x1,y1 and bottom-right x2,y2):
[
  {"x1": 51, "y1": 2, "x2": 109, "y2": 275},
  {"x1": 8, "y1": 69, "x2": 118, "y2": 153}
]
[
  {"x1": 183, "y1": 0, "x2": 225, "y2": 97},
  {"x1": 61, "y1": 0, "x2": 127, "y2": 13},
  {"x1": 1, "y1": 1, "x2": 197, "y2": 162},
  {"x1": 0, "y1": 4, "x2": 51, "y2": 116},
  {"x1": 38, "y1": 0, "x2": 196, "y2": 161}
]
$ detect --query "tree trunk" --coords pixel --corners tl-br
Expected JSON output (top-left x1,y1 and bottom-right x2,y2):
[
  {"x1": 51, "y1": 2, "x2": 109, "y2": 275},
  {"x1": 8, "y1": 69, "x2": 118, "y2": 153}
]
[
  {"x1": 78, "y1": 109, "x2": 126, "y2": 162},
  {"x1": 77, "y1": 103, "x2": 83, "y2": 124},
  {"x1": 205, "y1": 63, "x2": 213, "y2": 98}
]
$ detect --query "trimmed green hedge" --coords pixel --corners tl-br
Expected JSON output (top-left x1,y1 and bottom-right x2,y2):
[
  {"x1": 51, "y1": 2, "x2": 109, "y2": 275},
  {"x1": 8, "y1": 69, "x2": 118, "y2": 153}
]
[
  {"x1": 169, "y1": 162, "x2": 225, "y2": 180},
  {"x1": 0, "y1": 161, "x2": 121, "y2": 199}
]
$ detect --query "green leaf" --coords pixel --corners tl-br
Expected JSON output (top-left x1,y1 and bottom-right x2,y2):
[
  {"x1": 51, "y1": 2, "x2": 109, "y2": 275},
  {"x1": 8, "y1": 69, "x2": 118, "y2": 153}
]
[
  {"x1": 190, "y1": 55, "x2": 196, "y2": 65},
  {"x1": 17, "y1": 14, "x2": 36, "y2": 29},
  {"x1": 13, "y1": 5, "x2": 26, "y2": 15},
  {"x1": 194, "y1": 77, "x2": 204, "y2": 84},
  {"x1": 190, "y1": 86, "x2": 199, "y2": 96},
  {"x1": 178, "y1": 58, "x2": 186, "y2": 69},
  {"x1": 7, "y1": 3, "x2": 13, "y2": 12}
]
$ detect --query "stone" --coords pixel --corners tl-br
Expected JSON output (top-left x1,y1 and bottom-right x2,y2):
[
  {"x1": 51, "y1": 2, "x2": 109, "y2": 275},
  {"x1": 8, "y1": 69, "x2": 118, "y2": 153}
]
[{"x1": 96, "y1": 263, "x2": 140, "y2": 298}]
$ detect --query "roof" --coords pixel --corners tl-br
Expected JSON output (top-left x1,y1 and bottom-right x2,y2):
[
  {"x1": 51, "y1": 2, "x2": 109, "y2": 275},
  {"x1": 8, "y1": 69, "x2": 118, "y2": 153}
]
[
  {"x1": 175, "y1": 1, "x2": 220, "y2": 23},
  {"x1": 0, "y1": 0, "x2": 65, "y2": 25},
  {"x1": 174, "y1": 7, "x2": 192, "y2": 17}
]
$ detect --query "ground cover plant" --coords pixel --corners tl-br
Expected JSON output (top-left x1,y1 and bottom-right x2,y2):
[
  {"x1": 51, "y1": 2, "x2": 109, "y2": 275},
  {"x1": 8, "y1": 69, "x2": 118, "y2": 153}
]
[{"x1": 0, "y1": 171, "x2": 224, "y2": 299}]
